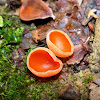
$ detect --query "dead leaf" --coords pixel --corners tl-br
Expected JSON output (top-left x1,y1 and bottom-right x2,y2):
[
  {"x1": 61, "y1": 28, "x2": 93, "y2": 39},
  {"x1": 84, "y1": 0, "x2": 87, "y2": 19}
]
[
  {"x1": 32, "y1": 25, "x2": 51, "y2": 43},
  {"x1": 66, "y1": 44, "x2": 86, "y2": 64},
  {"x1": 20, "y1": 33, "x2": 37, "y2": 49},
  {"x1": 93, "y1": 79, "x2": 100, "y2": 86}
]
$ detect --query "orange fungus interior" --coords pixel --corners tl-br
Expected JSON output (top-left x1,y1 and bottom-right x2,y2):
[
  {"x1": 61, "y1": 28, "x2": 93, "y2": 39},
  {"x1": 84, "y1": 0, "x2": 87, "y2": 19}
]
[
  {"x1": 49, "y1": 31, "x2": 71, "y2": 52},
  {"x1": 29, "y1": 50, "x2": 60, "y2": 72}
]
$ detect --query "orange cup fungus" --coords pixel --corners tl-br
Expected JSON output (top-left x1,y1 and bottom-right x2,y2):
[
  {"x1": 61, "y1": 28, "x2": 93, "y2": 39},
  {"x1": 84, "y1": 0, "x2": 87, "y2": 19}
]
[
  {"x1": 46, "y1": 30, "x2": 74, "y2": 58},
  {"x1": 19, "y1": 0, "x2": 55, "y2": 21},
  {"x1": 27, "y1": 47, "x2": 63, "y2": 77}
]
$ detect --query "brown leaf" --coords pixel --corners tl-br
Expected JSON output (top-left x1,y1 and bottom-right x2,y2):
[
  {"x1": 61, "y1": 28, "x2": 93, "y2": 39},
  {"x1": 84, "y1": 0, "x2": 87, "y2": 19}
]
[
  {"x1": 20, "y1": 33, "x2": 37, "y2": 49},
  {"x1": 93, "y1": 79, "x2": 100, "y2": 86},
  {"x1": 66, "y1": 44, "x2": 86, "y2": 64},
  {"x1": 32, "y1": 25, "x2": 51, "y2": 43},
  {"x1": 56, "y1": 0, "x2": 77, "y2": 12},
  {"x1": 95, "y1": 0, "x2": 100, "y2": 9},
  {"x1": 59, "y1": 72, "x2": 69, "y2": 79}
]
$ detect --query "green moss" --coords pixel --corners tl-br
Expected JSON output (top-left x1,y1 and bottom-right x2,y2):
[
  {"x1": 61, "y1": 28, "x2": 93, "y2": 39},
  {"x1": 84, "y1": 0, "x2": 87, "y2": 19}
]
[
  {"x1": 5, "y1": 72, "x2": 28, "y2": 100},
  {"x1": 88, "y1": 75, "x2": 93, "y2": 81},
  {"x1": 4, "y1": 7, "x2": 12, "y2": 13},
  {"x1": 0, "y1": 15, "x2": 60, "y2": 100},
  {"x1": 0, "y1": 15, "x2": 32, "y2": 100},
  {"x1": 82, "y1": 75, "x2": 93, "y2": 84},
  {"x1": 0, "y1": 15, "x2": 25, "y2": 43},
  {"x1": 73, "y1": 76, "x2": 77, "y2": 81},
  {"x1": 0, "y1": 16, "x2": 3, "y2": 27},
  {"x1": 29, "y1": 26, "x2": 36, "y2": 30},
  {"x1": 83, "y1": 78, "x2": 89, "y2": 84},
  {"x1": 79, "y1": 73, "x2": 84, "y2": 78}
]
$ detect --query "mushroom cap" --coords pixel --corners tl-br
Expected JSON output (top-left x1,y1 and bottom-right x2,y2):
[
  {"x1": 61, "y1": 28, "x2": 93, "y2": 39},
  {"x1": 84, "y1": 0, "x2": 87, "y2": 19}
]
[
  {"x1": 19, "y1": 0, "x2": 55, "y2": 21},
  {"x1": 27, "y1": 47, "x2": 63, "y2": 77},
  {"x1": 46, "y1": 30, "x2": 74, "y2": 58}
]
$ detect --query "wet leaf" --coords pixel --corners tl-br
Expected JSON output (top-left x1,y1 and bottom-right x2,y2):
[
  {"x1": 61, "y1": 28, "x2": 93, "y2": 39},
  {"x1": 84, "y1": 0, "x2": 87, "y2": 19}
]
[
  {"x1": 83, "y1": 78, "x2": 89, "y2": 84},
  {"x1": 32, "y1": 25, "x2": 51, "y2": 43},
  {"x1": 20, "y1": 33, "x2": 37, "y2": 49},
  {"x1": 66, "y1": 44, "x2": 86, "y2": 65}
]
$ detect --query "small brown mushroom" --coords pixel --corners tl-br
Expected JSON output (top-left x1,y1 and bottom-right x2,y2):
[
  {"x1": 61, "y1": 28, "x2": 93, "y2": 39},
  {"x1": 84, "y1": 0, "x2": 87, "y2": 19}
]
[{"x1": 19, "y1": 0, "x2": 55, "y2": 21}]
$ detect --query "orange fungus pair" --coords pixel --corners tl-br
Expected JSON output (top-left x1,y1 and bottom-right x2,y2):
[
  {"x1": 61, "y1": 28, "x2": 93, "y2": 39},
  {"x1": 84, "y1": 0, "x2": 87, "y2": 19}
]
[{"x1": 27, "y1": 30, "x2": 74, "y2": 77}]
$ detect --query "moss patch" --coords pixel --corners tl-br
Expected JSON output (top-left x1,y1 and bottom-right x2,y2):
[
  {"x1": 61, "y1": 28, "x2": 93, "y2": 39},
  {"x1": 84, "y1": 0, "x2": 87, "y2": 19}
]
[{"x1": 0, "y1": 15, "x2": 61, "y2": 100}]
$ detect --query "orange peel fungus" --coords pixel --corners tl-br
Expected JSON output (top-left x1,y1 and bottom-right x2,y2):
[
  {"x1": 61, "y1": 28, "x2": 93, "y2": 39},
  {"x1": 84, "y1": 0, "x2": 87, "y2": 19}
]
[
  {"x1": 46, "y1": 30, "x2": 74, "y2": 58},
  {"x1": 19, "y1": 0, "x2": 55, "y2": 21},
  {"x1": 27, "y1": 47, "x2": 63, "y2": 77}
]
